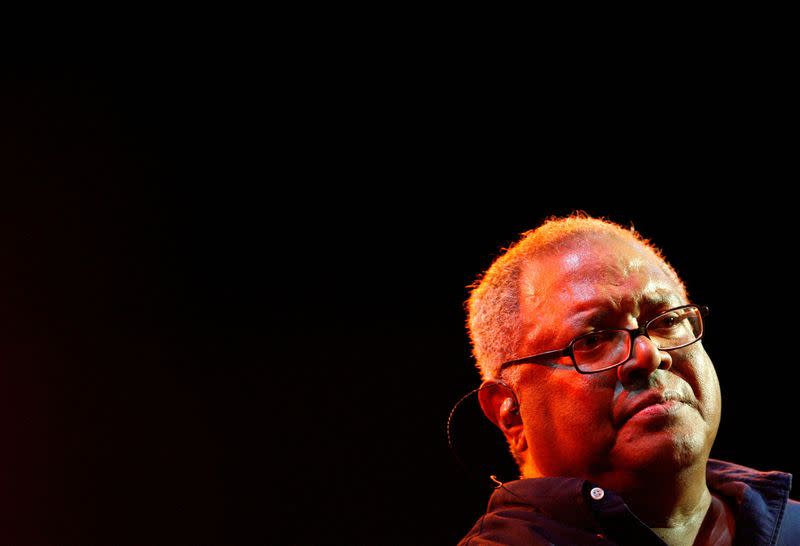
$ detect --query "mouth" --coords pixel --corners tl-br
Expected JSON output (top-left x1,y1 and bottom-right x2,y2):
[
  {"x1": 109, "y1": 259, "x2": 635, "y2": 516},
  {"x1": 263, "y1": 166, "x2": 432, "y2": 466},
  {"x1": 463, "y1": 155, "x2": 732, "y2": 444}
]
[
  {"x1": 618, "y1": 391, "x2": 694, "y2": 427},
  {"x1": 630, "y1": 398, "x2": 683, "y2": 419}
]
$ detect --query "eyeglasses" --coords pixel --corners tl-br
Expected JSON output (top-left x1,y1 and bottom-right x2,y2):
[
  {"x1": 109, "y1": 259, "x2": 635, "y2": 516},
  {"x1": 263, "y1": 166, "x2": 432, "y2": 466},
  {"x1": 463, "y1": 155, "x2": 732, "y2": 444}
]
[{"x1": 499, "y1": 304, "x2": 709, "y2": 375}]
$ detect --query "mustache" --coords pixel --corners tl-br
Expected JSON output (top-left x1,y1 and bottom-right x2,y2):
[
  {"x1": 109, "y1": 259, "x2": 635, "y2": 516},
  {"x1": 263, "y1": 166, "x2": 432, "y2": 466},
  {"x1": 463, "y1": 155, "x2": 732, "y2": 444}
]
[{"x1": 613, "y1": 380, "x2": 701, "y2": 428}]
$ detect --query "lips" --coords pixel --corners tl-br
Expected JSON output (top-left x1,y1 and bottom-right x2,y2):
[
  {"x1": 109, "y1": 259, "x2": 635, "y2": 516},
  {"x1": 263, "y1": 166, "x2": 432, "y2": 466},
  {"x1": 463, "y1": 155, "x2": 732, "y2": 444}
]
[{"x1": 616, "y1": 390, "x2": 693, "y2": 427}]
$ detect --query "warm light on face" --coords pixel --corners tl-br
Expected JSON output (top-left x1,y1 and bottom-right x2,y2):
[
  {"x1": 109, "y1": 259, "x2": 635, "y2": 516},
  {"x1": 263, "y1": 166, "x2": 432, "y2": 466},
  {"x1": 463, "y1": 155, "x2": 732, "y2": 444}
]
[{"x1": 509, "y1": 237, "x2": 720, "y2": 484}]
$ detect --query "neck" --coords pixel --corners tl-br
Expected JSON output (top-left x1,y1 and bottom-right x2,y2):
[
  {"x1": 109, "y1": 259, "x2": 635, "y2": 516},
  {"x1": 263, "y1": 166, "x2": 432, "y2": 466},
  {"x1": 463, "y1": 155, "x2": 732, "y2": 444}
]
[
  {"x1": 595, "y1": 461, "x2": 714, "y2": 546},
  {"x1": 646, "y1": 487, "x2": 712, "y2": 546}
]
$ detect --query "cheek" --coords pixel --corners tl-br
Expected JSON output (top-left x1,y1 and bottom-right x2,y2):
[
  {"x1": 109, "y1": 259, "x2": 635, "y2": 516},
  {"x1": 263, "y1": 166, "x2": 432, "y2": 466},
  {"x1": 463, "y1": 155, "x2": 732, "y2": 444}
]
[
  {"x1": 523, "y1": 374, "x2": 616, "y2": 468},
  {"x1": 686, "y1": 349, "x2": 722, "y2": 424},
  {"x1": 701, "y1": 361, "x2": 722, "y2": 428}
]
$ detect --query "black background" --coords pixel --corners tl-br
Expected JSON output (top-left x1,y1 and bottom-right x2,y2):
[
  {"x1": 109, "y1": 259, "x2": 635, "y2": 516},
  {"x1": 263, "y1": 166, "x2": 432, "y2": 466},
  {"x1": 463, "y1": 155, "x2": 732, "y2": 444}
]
[{"x1": 2, "y1": 70, "x2": 796, "y2": 544}]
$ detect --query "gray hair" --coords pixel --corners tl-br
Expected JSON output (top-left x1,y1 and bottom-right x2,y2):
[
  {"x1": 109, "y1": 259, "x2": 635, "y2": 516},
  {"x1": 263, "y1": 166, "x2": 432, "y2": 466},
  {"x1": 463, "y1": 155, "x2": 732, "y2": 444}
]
[{"x1": 466, "y1": 214, "x2": 687, "y2": 383}]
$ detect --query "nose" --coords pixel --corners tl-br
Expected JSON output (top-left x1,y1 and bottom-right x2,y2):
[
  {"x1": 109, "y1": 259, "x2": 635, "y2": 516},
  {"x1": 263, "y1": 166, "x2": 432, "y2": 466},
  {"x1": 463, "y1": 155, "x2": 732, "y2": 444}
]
[{"x1": 616, "y1": 333, "x2": 672, "y2": 386}]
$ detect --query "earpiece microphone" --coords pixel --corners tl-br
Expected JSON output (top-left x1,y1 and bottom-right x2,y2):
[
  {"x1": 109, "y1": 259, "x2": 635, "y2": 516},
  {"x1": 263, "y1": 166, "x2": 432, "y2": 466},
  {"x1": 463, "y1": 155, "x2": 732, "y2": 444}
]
[{"x1": 502, "y1": 397, "x2": 520, "y2": 416}]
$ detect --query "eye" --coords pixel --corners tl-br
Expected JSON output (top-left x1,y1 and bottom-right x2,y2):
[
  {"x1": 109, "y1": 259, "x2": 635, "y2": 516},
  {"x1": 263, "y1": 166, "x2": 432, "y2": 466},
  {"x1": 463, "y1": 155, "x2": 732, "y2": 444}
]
[
  {"x1": 648, "y1": 309, "x2": 690, "y2": 336},
  {"x1": 581, "y1": 333, "x2": 602, "y2": 349},
  {"x1": 574, "y1": 330, "x2": 620, "y2": 353},
  {"x1": 660, "y1": 315, "x2": 679, "y2": 327}
]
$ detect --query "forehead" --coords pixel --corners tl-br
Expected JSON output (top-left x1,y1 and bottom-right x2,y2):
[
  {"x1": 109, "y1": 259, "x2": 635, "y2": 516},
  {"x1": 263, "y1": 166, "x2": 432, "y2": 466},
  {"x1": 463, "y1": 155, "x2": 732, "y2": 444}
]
[{"x1": 520, "y1": 235, "x2": 684, "y2": 321}]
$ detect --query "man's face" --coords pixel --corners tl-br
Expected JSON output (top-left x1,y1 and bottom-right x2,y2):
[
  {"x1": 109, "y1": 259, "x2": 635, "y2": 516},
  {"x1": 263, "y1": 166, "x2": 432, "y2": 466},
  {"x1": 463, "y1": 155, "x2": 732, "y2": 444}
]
[{"x1": 512, "y1": 235, "x2": 721, "y2": 484}]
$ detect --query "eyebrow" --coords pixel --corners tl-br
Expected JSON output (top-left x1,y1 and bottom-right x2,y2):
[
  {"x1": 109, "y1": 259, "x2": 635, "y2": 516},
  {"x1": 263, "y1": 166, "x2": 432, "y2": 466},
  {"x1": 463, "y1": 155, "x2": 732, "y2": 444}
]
[
  {"x1": 640, "y1": 291, "x2": 682, "y2": 310},
  {"x1": 570, "y1": 292, "x2": 681, "y2": 327}
]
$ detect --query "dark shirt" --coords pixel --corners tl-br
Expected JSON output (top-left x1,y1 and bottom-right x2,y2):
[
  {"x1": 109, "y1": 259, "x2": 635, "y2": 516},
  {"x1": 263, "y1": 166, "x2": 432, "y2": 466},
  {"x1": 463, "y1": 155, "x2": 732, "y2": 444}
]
[{"x1": 458, "y1": 459, "x2": 800, "y2": 545}]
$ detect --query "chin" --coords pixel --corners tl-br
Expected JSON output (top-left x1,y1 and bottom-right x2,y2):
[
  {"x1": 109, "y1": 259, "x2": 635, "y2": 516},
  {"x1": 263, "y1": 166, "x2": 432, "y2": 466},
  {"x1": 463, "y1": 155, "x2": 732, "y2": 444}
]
[{"x1": 612, "y1": 427, "x2": 709, "y2": 472}]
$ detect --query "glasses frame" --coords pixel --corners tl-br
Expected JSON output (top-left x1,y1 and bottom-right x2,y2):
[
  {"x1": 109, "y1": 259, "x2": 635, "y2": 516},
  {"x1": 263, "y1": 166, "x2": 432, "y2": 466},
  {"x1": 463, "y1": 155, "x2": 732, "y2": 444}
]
[{"x1": 498, "y1": 304, "x2": 709, "y2": 375}]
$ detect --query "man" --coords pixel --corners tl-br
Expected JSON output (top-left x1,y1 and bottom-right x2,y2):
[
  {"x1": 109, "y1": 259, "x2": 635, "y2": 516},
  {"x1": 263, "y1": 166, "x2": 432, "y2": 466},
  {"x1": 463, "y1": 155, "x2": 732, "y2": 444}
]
[{"x1": 458, "y1": 215, "x2": 799, "y2": 545}]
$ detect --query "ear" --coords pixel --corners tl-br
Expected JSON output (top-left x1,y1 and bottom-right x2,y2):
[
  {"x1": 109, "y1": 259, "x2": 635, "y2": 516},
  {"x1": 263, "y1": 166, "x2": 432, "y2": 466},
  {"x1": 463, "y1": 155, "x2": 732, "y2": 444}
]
[{"x1": 477, "y1": 380, "x2": 528, "y2": 455}]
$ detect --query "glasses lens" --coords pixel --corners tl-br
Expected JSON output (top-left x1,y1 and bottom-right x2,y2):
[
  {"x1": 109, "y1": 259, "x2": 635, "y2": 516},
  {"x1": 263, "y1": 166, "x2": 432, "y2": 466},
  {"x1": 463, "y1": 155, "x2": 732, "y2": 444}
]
[
  {"x1": 573, "y1": 330, "x2": 630, "y2": 372},
  {"x1": 647, "y1": 306, "x2": 703, "y2": 349}
]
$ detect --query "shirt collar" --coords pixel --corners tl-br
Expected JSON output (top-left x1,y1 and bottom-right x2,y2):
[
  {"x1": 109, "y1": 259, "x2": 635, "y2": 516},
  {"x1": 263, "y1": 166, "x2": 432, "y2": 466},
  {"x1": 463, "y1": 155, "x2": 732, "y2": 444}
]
[
  {"x1": 487, "y1": 476, "x2": 596, "y2": 529},
  {"x1": 489, "y1": 476, "x2": 664, "y2": 544},
  {"x1": 706, "y1": 458, "x2": 792, "y2": 545},
  {"x1": 485, "y1": 459, "x2": 792, "y2": 544}
]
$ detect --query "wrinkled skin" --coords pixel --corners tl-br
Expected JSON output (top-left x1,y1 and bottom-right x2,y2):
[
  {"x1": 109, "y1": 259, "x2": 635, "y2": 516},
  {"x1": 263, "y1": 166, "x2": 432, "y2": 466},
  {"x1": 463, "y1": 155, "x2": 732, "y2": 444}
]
[{"x1": 500, "y1": 235, "x2": 721, "y2": 495}]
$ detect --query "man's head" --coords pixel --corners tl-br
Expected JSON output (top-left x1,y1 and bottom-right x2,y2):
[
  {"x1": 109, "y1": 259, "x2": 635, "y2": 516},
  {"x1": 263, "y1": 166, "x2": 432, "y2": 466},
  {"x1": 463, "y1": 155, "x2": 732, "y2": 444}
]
[{"x1": 468, "y1": 215, "x2": 721, "y2": 490}]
